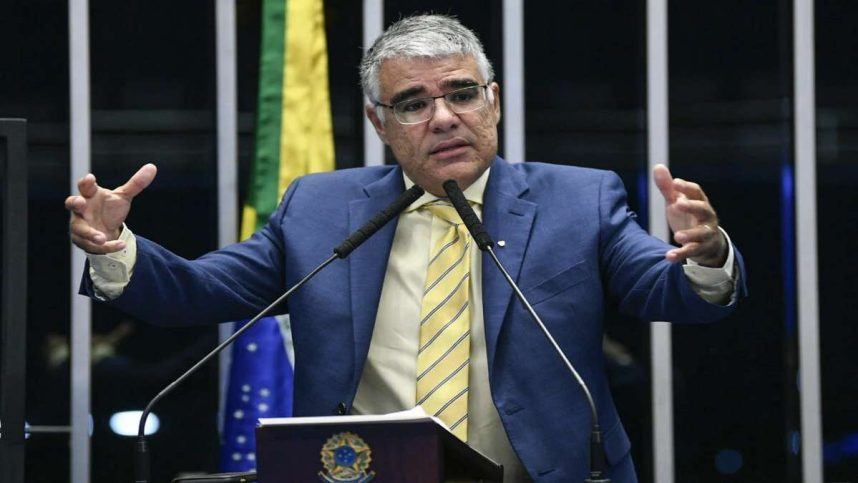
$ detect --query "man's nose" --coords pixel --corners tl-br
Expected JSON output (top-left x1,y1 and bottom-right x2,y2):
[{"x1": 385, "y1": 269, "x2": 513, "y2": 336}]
[{"x1": 428, "y1": 97, "x2": 459, "y2": 131}]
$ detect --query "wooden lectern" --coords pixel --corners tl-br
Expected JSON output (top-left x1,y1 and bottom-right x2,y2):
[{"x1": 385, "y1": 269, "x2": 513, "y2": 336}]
[{"x1": 255, "y1": 409, "x2": 503, "y2": 482}]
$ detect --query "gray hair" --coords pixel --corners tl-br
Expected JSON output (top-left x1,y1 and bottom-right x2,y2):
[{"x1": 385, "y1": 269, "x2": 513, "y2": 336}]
[{"x1": 360, "y1": 14, "x2": 495, "y2": 105}]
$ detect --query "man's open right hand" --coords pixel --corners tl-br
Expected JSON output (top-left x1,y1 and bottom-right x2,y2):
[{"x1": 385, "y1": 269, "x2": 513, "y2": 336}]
[{"x1": 66, "y1": 163, "x2": 157, "y2": 254}]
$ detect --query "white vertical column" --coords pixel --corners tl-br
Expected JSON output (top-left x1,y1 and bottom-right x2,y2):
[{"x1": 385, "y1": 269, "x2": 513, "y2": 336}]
[
  {"x1": 647, "y1": 1, "x2": 674, "y2": 482},
  {"x1": 502, "y1": 0, "x2": 525, "y2": 163},
  {"x1": 215, "y1": 0, "x2": 239, "y2": 433},
  {"x1": 69, "y1": 0, "x2": 91, "y2": 482},
  {"x1": 363, "y1": 0, "x2": 384, "y2": 167},
  {"x1": 794, "y1": 0, "x2": 823, "y2": 481}
]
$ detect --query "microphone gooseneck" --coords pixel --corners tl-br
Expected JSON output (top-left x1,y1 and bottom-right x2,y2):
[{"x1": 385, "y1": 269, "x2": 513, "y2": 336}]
[
  {"x1": 442, "y1": 179, "x2": 610, "y2": 483},
  {"x1": 441, "y1": 180, "x2": 493, "y2": 251},
  {"x1": 134, "y1": 184, "x2": 425, "y2": 483},
  {"x1": 335, "y1": 184, "x2": 425, "y2": 257}
]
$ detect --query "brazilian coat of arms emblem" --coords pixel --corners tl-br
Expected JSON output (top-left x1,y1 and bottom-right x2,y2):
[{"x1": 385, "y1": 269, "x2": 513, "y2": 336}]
[{"x1": 318, "y1": 431, "x2": 376, "y2": 482}]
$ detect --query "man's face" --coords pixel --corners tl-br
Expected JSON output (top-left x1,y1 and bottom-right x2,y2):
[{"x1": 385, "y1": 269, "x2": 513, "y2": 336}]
[{"x1": 366, "y1": 55, "x2": 501, "y2": 196}]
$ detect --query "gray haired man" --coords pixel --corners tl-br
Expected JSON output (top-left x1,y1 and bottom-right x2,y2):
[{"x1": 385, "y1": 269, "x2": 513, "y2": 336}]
[{"x1": 68, "y1": 14, "x2": 743, "y2": 483}]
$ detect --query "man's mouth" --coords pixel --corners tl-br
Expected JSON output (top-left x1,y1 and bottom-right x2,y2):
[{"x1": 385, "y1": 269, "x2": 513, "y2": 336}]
[{"x1": 429, "y1": 139, "x2": 471, "y2": 158}]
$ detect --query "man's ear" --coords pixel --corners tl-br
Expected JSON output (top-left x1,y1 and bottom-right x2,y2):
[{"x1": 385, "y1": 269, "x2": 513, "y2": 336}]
[
  {"x1": 489, "y1": 82, "x2": 501, "y2": 124},
  {"x1": 365, "y1": 105, "x2": 389, "y2": 145}
]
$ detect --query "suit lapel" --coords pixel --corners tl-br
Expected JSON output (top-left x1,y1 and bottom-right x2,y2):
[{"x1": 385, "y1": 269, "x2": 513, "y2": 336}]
[
  {"x1": 480, "y1": 158, "x2": 537, "y2": 371},
  {"x1": 348, "y1": 168, "x2": 405, "y2": 396}
]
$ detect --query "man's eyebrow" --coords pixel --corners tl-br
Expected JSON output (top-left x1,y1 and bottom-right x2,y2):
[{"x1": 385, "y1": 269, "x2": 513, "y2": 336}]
[
  {"x1": 440, "y1": 78, "x2": 480, "y2": 90},
  {"x1": 390, "y1": 86, "x2": 426, "y2": 105},
  {"x1": 388, "y1": 78, "x2": 480, "y2": 105}
]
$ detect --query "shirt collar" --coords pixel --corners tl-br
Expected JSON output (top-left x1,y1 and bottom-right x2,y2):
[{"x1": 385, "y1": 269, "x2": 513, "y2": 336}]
[{"x1": 402, "y1": 167, "x2": 491, "y2": 212}]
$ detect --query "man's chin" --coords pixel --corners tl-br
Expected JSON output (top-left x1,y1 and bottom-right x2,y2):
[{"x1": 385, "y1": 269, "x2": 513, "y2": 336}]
[{"x1": 424, "y1": 164, "x2": 485, "y2": 195}]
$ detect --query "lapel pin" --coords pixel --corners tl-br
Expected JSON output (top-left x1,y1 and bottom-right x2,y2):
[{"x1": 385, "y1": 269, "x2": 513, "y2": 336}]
[{"x1": 497, "y1": 240, "x2": 506, "y2": 247}]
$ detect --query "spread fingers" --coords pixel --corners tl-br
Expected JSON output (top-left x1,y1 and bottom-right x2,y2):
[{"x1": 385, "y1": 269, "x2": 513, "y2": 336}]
[
  {"x1": 672, "y1": 178, "x2": 709, "y2": 202},
  {"x1": 674, "y1": 198, "x2": 717, "y2": 223},
  {"x1": 69, "y1": 214, "x2": 107, "y2": 245},
  {"x1": 674, "y1": 224, "x2": 719, "y2": 245},
  {"x1": 65, "y1": 195, "x2": 86, "y2": 215},
  {"x1": 77, "y1": 173, "x2": 99, "y2": 198},
  {"x1": 666, "y1": 242, "x2": 707, "y2": 263}
]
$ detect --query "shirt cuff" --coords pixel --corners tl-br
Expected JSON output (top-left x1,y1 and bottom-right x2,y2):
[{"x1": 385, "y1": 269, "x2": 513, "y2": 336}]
[
  {"x1": 681, "y1": 227, "x2": 737, "y2": 305},
  {"x1": 87, "y1": 225, "x2": 137, "y2": 301}
]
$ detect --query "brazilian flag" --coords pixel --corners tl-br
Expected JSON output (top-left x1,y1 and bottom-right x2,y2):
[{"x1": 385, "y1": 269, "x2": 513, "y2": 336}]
[{"x1": 221, "y1": 0, "x2": 334, "y2": 471}]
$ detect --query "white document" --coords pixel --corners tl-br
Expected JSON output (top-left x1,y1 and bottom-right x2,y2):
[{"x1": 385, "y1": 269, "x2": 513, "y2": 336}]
[{"x1": 258, "y1": 406, "x2": 443, "y2": 428}]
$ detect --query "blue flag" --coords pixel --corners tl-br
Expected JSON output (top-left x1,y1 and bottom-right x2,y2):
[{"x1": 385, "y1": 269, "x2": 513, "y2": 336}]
[{"x1": 220, "y1": 316, "x2": 293, "y2": 471}]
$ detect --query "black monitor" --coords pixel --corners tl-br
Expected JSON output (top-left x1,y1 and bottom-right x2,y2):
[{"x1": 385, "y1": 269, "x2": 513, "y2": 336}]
[{"x1": 0, "y1": 118, "x2": 27, "y2": 483}]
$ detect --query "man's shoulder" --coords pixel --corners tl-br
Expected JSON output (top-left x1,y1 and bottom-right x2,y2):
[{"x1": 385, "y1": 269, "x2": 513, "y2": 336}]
[
  {"x1": 514, "y1": 160, "x2": 610, "y2": 178},
  {"x1": 505, "y1": 160, "x2": 618, "y2": 192},
  {"x1": 279, "y1": 165, "x2": 402, "y2": 214},
  {"x1": 294, "y1": 165, "x2": 398, "y2": 191}
]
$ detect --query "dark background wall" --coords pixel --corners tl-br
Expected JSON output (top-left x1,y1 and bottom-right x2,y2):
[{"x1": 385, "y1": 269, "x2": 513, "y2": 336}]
[{"x1": 1, "y1": 1, "x2": 855, "y2": 481}]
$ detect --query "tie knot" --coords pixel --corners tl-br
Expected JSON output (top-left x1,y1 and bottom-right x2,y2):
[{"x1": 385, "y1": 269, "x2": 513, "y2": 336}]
[{"x1": 422, "y1": 201, "x2": 464, "y2": 226}]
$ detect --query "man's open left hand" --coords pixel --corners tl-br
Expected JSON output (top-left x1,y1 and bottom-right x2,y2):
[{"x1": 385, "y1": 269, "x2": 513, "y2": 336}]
[{"x1": 653, "y1": 164, "x2": 727, "y2": 267}]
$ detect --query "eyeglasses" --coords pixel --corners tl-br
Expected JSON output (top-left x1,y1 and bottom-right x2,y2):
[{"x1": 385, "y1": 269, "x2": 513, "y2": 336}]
[{"x1": 375, "y1": 84, "x2": 489, "y2": 125}]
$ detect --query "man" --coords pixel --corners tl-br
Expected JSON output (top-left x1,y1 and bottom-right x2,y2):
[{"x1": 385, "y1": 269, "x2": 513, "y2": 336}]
[{"x1": 67, "y1": 15, "x2": 745, "y2": 482}]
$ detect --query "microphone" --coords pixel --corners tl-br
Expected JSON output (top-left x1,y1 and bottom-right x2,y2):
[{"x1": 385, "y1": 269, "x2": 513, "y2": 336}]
[
  {"x1": 134, "y1": 184, "x2": 425, "y2": 483},
  {"x1": 442, "y1": 180, "x2": 610, "y2": 483},
  {"x1": 334, "y1": 184, "x2": 425, "y2": 257}
]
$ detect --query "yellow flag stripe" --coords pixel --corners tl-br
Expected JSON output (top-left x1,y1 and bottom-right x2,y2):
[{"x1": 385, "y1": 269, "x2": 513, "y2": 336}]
[
  {"x1": 240, "y1": 205, "x2": 259, "y2": 241},
  {"x1": 279, "y1": 0, "x2": 334, "y2": 197}
]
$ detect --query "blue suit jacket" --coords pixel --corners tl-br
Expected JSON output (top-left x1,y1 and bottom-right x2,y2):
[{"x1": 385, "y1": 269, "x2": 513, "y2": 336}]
[{"x1": 82, "y1": 157, "x2": 746, "y2": 481}]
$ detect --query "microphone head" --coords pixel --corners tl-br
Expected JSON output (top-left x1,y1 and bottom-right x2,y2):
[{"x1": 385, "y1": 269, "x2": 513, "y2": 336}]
[
  {"x1": 442, "y1": 179, "x2": 494, "y2": 251},
  {"x1": 406, "y1": 184, "x2": 425, "y2": 199},
  {"x1": 333, "y1": 184, "x2": 426, "y2": 258},
  {"x1": 441, "y1": 179, "x2": 458, "y2": 192}
]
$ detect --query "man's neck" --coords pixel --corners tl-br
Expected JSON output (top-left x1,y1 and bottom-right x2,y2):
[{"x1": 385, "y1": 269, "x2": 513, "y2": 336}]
[{"x1": 402, "y1": 168, "x2": 491, "y2": 209}]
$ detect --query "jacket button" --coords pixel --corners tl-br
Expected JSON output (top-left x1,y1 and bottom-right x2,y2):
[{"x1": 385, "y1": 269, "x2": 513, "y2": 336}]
[{"x1": 335, "y1": 402, "x2": 347, "y2": 415}]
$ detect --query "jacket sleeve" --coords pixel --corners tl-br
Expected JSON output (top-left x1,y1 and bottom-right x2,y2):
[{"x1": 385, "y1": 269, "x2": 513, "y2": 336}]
[{"x1": 78, "y1": 178, "x2": 303, "y2": 326}]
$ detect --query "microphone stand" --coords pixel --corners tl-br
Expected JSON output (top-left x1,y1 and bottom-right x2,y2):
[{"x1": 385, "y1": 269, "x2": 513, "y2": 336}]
[
  {"x1": 133, "y1": 184, "x2": 425, "y2": 483},
  {"x1": 442, "y1": 180, "x2": 610, "y2": 483},
  {"x1": 484, "y1": 246, "x2": 609, "y2": 483},
  {"x1": 135, "y1": 254, "x2": 337, "y2": 483}
]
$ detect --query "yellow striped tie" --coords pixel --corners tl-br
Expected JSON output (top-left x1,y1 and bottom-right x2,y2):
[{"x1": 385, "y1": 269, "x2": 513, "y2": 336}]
[{"x1": 416, "y1": 201, "x2": 472, "y2": 441}]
